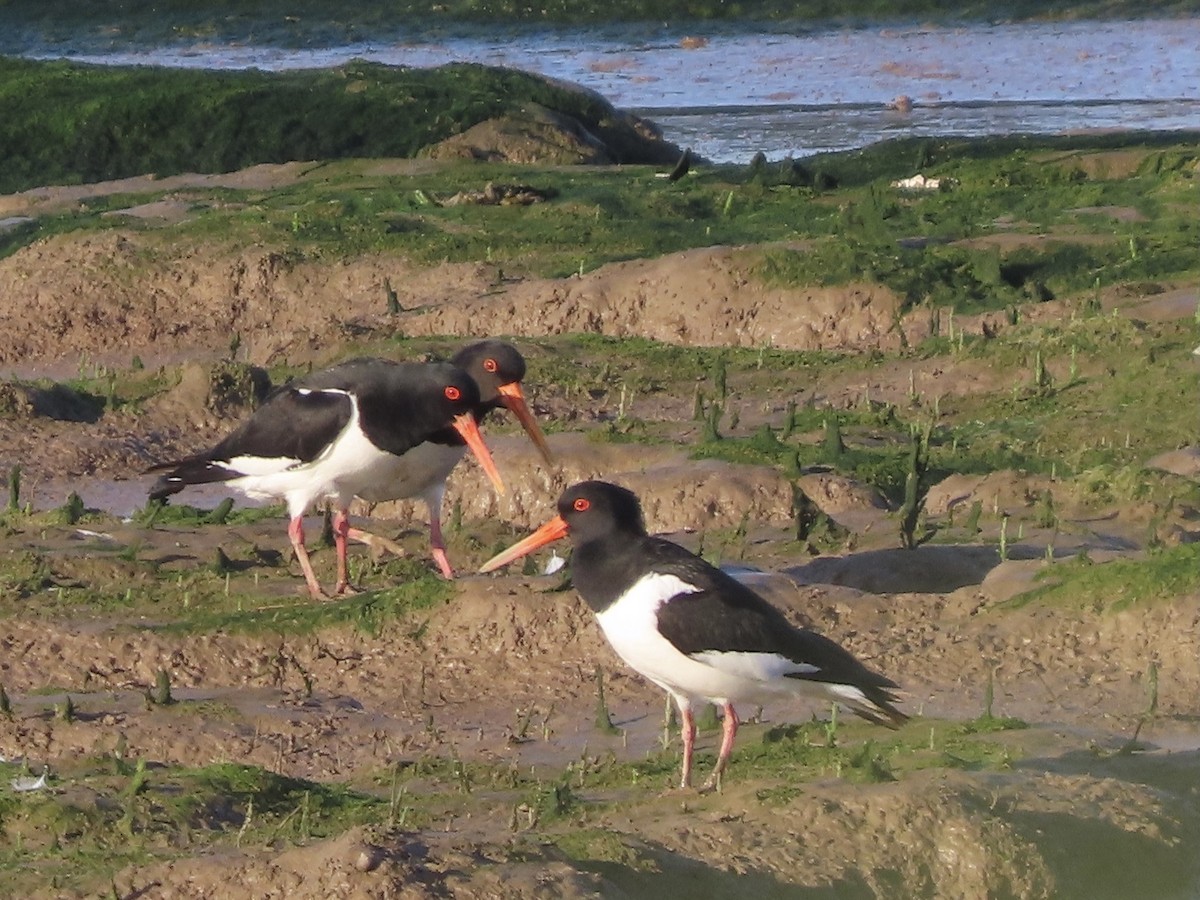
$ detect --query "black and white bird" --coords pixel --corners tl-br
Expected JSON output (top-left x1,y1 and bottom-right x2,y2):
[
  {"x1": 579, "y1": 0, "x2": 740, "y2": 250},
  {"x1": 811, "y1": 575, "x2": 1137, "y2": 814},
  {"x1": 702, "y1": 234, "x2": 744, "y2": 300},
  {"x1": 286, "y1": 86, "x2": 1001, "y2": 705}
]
[
  {"x1": 294, "y1": 340, "x2": 553, "y2": 578},
  {"x1": 481, "y1": 481, "x2": 907, "y2": 791},
  {"x1": 148, "y1": 361, "x2": 504, "y2": 599}
]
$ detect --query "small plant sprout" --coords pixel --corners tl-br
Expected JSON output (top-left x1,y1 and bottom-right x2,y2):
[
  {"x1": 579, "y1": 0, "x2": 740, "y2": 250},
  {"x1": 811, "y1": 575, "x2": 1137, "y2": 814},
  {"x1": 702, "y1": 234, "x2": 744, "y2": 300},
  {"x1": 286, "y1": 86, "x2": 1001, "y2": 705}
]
[
  {"x1": 236, "y1": 797, "x2": 255, "y2": 848},
  {"x1": 205, "y1": 497, "x2": 235, "y2": 525},
  {"x1": 150, "y1": 669, "x2": 175, "y2": 706},
  {"x1": 388, "y1": 764, "x2": 410, "y2": 827},
  {"x1": 385, "y1": 277, "x2": 401, "y2": 314},
  {"x1": 56, "y1": 694, "x2": 76, "y2": 723},
  {"x1": 823, "y1": 416, "x2": 845, "y2": 461},
  {"x1": 824, "y1": 702, "x2": 840, "y2": 747},
  {"x1": 593, "y1": 666, "x2": 620, "y2": 735},
  {"x1": 661, "y1": 695, "x2": 677, "y2": 751},
  {"x1": 617, "y1": 381, "x2": 633, "y2": 420},
  {"x1": 782, "y1": 398, "x2": 797, "y2": 438},
  {"x1": 899, "y1": 423, "x2": 931, "y2": 549},
  {"x1": 703, "y1": 402, "x2": 724, "y2": 442},
  {"x1": 452, "y1": 748, "x2": 472, "y2": 794},
  {"x1": 126, "y1": 758, "x2": 148, "y2": 797},
  {"x1": 512, "y1": 706, "x2": 535, "y2": 743},
  {"x1": 1120, "y1": 661, "x2": 1160, "y2": 754},
  {"x1": 7, "y1": 465, "x2": 20, "y2": 513},
  {"x1": 696, "y1": 703, "x2": 720, "y2": 732},
  {"x1": 1033, "y1": 349, "x2": 1052, "y2": 393},
  {"x1": 963, "y1": 500, "x2": 983, "y2": 534},
  {"x1": 712, "y1": 355, "x2": 728, "y2": 399},
  {"x1": 61, "y1": 491, "x2": 86, "y2": 525},
  {"x1": 0, "y1": 682, "x2": 12, "y2": 719},
  {"x1": 113, "y1": 733, "x2": 131, "y2": 775},
  {"x1": 999, "y1": 514, "x2": 1010, "y2": 561}
]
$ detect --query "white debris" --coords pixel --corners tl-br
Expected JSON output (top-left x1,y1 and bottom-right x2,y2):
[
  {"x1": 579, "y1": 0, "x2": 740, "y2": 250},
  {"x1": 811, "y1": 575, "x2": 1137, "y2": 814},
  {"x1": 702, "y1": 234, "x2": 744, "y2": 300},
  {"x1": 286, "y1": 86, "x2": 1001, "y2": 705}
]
[
  {"x1": 11, "y1": 770, "x2": 49, "y2": 792},
  {"x1": 892, "y1": 173, "x2": 946, "y2": 192},
  {"x1": 542, "y1": 551, "x2": 566, "y2": 576},
  {"x1": 74, "y1": 529, "x2": 115, "y2": 541}
]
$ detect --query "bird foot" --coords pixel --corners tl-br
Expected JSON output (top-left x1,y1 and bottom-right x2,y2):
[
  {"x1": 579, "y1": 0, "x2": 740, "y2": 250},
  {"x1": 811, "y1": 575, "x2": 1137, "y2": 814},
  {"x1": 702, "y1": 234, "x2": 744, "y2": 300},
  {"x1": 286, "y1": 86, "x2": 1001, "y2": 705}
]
[{"x1": 698, "y1": 773, "x2": 724, "y2": 795}]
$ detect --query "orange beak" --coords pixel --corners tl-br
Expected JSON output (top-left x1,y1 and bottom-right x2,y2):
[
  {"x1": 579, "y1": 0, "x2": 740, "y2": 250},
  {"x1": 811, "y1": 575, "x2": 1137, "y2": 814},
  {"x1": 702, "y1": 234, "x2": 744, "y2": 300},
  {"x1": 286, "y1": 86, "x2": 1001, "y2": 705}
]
[
  {"x1": 479, "y1": 514, "x2": 569, "y2": 573},
  {"x1": 452, "y1": 411, "x2": 505, "y2": 495},
  {"x1": 498, "y1": 381, "x2": 554, "y2": 464}
]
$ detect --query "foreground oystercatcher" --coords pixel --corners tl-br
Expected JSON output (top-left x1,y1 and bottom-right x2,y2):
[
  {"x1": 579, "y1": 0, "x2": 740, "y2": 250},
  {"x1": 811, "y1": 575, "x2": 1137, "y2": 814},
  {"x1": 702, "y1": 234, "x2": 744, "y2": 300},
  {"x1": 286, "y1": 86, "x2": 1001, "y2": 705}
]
[
  {"x1": 148, "y1": 361, "x2": 504, "y2": 598},
  {"x1": 296, "y1": 340, "x2": 553, "y2": 578},
  {"x1": 481, "y1": 481, "x2": 907, "y2": 790}
]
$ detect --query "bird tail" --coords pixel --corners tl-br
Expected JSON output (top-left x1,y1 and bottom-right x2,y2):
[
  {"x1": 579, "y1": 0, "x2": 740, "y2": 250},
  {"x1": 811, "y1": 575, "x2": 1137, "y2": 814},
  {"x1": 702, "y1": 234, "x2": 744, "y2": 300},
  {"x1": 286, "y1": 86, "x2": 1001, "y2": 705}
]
[
  {"x1": 830, "y1": 683, "x2": 909, "y2": 729},
  {"x1": 144, "y1": 457, "x2": 235, "y2": 502}
]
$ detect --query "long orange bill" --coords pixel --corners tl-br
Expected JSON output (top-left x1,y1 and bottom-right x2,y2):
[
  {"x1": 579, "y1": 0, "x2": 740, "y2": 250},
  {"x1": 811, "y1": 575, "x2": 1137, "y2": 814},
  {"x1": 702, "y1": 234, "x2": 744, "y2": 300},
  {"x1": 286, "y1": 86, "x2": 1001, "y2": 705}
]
[
  {"x1": 479, "y1": 514, "x2": 569, "y2": 573},
  {"x1": 452, "y1": 411, "x2": 506, "y2": 495},
  {"x1": 497, "y1": 381, "x2": 553, "y2": 464}
]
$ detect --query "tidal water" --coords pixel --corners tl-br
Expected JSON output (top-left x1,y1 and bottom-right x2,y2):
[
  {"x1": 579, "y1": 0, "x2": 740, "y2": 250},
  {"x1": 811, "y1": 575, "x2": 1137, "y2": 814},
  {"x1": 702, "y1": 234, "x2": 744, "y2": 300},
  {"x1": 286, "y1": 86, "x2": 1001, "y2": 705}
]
[{"x1": 19, "y1": 18, "x2": 1200, "y2": 162}]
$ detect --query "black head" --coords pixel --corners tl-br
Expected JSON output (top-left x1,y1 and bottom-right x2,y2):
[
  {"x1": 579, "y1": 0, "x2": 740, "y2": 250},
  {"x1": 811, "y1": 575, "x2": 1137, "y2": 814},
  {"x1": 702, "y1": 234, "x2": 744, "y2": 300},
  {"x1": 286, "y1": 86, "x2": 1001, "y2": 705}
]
[
  {"x1": 452, "y1": 340, "x2": 528, "y2": 409},
  {"x1": 557, "y1": 481, "x2": 648, "y2": 544},
  {"x1": 414, "y1": 361, "x2": 485, "y2": 428}
]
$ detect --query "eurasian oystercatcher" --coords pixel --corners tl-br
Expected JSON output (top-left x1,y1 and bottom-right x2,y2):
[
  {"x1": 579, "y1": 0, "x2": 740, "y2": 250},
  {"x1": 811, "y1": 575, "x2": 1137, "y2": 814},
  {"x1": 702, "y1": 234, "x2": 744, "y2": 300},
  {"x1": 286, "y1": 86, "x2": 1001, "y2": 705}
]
[
  {"x1": 481, "y1": 480, "x2": 907, "y2": 791},
  {"x1": 148, "y1": 361, "x2": 504, "y2": 598},
  {"x1": 295, "y1": 340, "x2": 553, "y2": 577}
]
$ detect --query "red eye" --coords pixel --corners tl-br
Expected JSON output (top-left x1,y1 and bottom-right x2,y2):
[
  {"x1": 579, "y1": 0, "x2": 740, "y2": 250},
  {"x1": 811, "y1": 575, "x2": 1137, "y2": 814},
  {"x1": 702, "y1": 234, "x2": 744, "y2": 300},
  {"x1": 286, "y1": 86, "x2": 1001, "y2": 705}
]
[
  {"x1": 483, "y1": 358, "x2": 499, "y2": 373},
  {"x1": 444, "y1": 386, "x2": 461, "y2": 401},
  {"x1": 573, "y1": 498, "x2": 590, "y2": 512}
]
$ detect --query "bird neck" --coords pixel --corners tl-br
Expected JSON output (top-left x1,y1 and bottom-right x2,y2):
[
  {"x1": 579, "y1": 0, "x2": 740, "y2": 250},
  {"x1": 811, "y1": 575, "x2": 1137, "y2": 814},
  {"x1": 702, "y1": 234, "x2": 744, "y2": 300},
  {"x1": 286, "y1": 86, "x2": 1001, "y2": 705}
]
[{"x1": 571, "y1": 532, "x2": 645, "y2": 613}]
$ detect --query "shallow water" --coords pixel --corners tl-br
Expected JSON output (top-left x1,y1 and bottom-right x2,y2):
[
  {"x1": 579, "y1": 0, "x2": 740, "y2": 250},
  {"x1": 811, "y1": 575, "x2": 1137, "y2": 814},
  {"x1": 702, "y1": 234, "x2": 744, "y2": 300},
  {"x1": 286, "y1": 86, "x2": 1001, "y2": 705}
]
[{"x1": 20, "y1": 18, "x2": 1200, "y2": 162}]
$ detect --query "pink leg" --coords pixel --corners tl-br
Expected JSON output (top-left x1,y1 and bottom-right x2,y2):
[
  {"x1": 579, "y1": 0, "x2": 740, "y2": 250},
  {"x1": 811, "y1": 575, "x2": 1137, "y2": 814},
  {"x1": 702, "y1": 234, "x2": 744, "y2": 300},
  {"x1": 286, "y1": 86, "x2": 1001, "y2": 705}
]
[
  {"x1": 428, "y1": 505, "x2": 454, "y2": 580},
  {"x1": 679, "y1": 704, "x2": 697, "y2": 789},
  {"x1": 288, "y1": 515, "x2": 326, "y2": 599},
  {"x1": 332, "y1": 508, "x2": 360, "y2": 595},
  {"x1": 702, "y1": 703, "x2": 740, "y2": 793}
]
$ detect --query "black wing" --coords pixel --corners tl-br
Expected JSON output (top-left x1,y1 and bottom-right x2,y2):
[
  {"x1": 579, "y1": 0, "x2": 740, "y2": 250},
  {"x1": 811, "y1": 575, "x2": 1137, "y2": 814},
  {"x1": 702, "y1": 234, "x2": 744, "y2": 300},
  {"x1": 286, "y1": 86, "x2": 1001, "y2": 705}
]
[
  {"x1": 646, "y1": 538, "x2": 903, "y2": 697},
  {"x1": 146, "y1": 388, "x2": 352, "y2": 499}
]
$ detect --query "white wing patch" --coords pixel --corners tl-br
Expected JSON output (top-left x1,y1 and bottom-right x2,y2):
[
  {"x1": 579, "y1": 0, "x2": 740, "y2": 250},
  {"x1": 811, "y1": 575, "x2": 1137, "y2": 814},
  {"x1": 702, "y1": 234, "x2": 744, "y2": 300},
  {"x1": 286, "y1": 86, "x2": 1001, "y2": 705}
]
[
  {"x1": 690, "y1": 650, "x2": 820, "y2": 682},
  {"x1": 223, "y1": 455, "x2": 303, "y2": 477}
]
